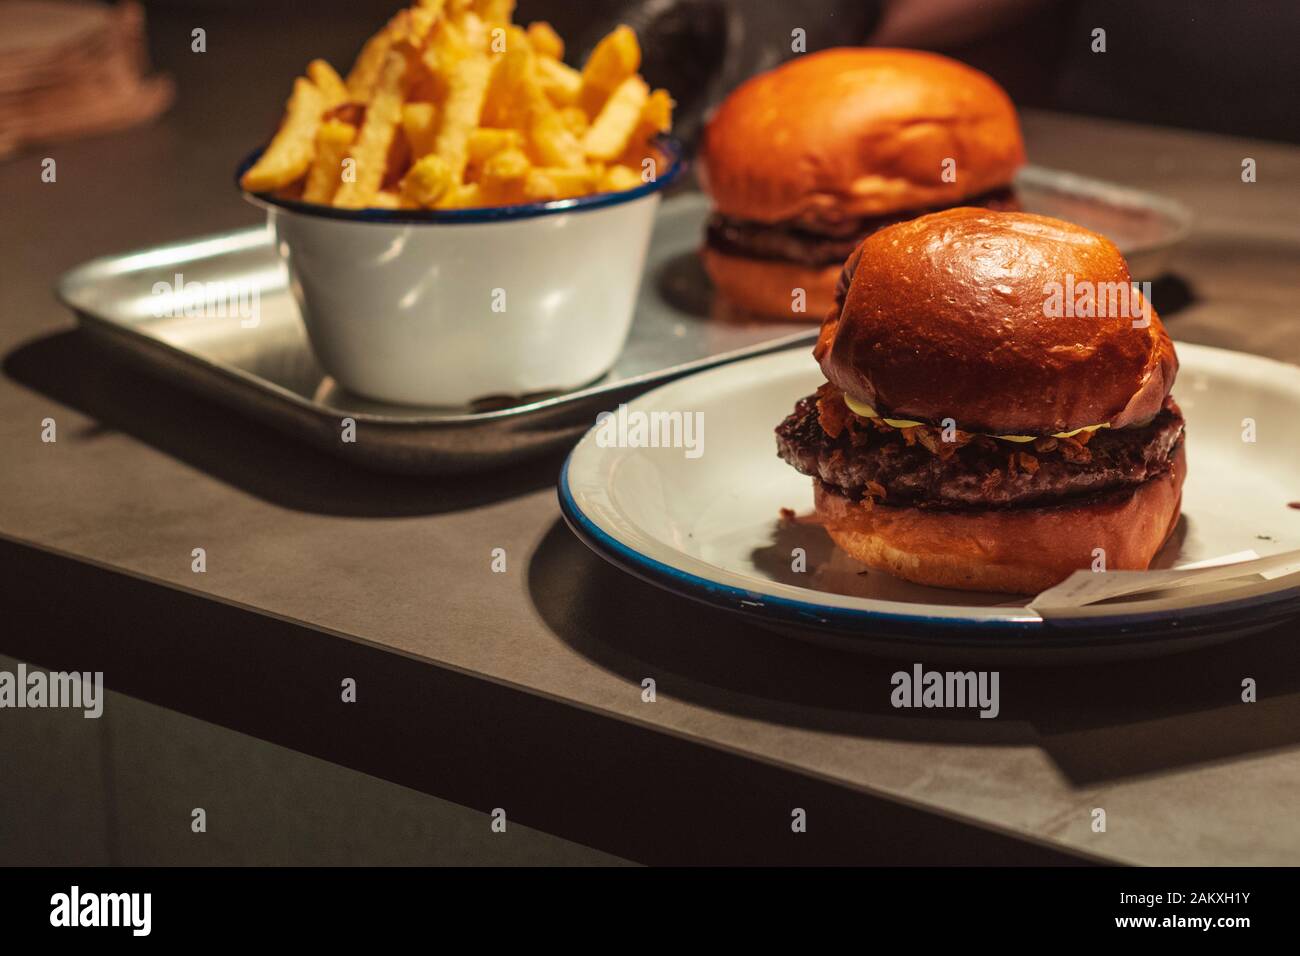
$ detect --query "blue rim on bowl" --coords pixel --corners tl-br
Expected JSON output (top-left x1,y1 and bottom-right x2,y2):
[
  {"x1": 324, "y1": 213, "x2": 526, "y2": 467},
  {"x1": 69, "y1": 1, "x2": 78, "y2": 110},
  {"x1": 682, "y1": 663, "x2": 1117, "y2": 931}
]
[{"x1": 236, "y1": 135, "x2": 686, "y2": 224}]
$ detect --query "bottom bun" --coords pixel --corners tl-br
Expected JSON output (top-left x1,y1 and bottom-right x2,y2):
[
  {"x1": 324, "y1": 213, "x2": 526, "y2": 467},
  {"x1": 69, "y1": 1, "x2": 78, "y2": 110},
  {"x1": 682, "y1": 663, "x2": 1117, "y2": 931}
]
[
  {"x1": 702, "y1": 246, "x2": 840, "y2": 321},
  {"x1": 815, "y1": 447, "x2": 1186, "y2": 594}
]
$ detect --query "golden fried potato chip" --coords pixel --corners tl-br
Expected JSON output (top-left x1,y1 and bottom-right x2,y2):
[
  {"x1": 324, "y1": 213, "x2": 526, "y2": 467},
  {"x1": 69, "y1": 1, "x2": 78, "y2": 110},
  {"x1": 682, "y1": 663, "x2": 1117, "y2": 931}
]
[
  {"x1": 335, "y1": 51, "x2": 407, "y2": 207},
  {"x1": 401, "y1": 154, "x2": 454, "y2": 207},
  {"x1": 480, "y1": 27, "x2": 532, "y2": 127},
  {"x1": 429, "y1": 18, "x2": 470, "y2": 61},
  {"x1": 346, "y1": 19, "x2": 397, "y2": 98},
  {"x1": 583, "y1": 75, "x2": 648, "y2": 161},
  {"x1": 536, "y1": 56, "x2": 581, "y2": 106},
  {"x1": 600, "y1": 164, "x2": 644, "y2": 193},
  {"x1": 467, "y1": 127, "x2": 523, "y2": 166},
  {"x1": 528, "y1": 94, "x2": 585, "y2": 169},
  {"x1": 241, "y1": 77, "x2": 326, "y2": 192},
  {"x1": 302, "y1": 119, "x2": 358, "y2": 203},
  {"x1": 433, "y1": 52, "x2": 492, "y2": 180},
  {"x1": 523, "y1": 165, "x2": 598, "y2": 201},
  {"x1": 405, "y1": 0, "x2": 443, "y2": 43},
  {"x1": 458, "y1": 10, "x2": 489, "y2": 49},
  {"x1": 642, "y1": 88, "x2": 674, "y2": 133},
  {"x1": 382, "y1": 121, "x2": 413, "y2": 189},
  {"x1": 369, "y1": 189, "x2": 406, "y2": 209},
  {"x1": 402, "y1": 101, "x2": 438, "y2": 158},
  {"x1": 435, "y1": 181, "x2": 483, "y2": 208},
  {"x1": 479, "y1": 146, "x2": 530, "y2": 201},
  {"x1": 307, "y1": 60, "x2": 349, "y2": 107},
  {"x1": 475, "y1": 0, "x2": 515, "y2": 23},
  {"x1": 611, "y1": 88, "x2": 674, "y2": 173},
  {"x1": 579, "y1": 25, "x2": 640, "y2": 114},
  {"x1": 558, "y1": 105, "x2": 588, "y2": 136},
  {"x1": 526, "y1": 21, "x2": 563, "y2": 59}
]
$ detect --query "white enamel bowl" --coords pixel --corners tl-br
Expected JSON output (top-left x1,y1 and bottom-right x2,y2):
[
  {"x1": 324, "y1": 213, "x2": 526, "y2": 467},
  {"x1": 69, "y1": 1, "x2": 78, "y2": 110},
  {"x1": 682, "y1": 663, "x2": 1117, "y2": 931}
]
[{"x1": 239, "y1": 143, "x2": 684, "y2": 407}]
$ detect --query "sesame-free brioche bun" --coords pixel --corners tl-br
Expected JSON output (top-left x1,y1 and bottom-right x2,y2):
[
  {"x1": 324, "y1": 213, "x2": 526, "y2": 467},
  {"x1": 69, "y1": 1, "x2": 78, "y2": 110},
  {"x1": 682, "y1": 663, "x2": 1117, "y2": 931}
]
[
  {"x1": 701, "y1": 48, "x2": 1025, "y2": 228},
  {"x1": 814, "y1": 446, "x2": 1186, "y2": 594},
  {"x1": 701, "y1": 246, "x2": 841, "y2": 320},
  {"x1": 816, "y1": 207, "x2": 1178, "y2": 436}
]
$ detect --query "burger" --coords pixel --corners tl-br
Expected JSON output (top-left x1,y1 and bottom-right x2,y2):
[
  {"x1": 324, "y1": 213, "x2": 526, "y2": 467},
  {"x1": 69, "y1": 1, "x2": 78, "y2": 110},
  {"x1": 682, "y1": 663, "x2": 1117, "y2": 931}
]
[
  {"x1": 775, "y1": 208, "x2": 1183, "y2": 594},
  {"x1": 701, "y1": 48, "x2": 1024, "y2": 320}
]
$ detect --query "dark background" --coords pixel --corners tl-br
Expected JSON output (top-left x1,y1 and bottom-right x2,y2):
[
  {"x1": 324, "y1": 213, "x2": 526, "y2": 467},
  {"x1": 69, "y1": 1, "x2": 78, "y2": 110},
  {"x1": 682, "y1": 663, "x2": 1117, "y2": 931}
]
[{"x1": 133, "y1": 0, "x2": 1300, "y2": 149}]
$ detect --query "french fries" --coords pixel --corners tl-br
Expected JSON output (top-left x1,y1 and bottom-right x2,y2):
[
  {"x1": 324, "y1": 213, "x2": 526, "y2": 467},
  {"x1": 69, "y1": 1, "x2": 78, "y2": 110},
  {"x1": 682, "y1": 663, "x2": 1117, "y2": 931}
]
[
  {"x1": 579, "y1": 25, "x2": 640, "y2": 114},
  {"x1": 479, "y1": 146, "x2": 530, "y2": 202},
  {"x1": 243, "y1": 3, "x2": 672, "y2": 210},
  {"x1": 438, "y1": 182, "x2": 483, "y2": 207},
  {"x1": 601, "y1": 164, "x2": 644, "y2": 192},
  {"x1": 406, "y1": 0, "x2": 444, "y2": 43},
  {"x1": 466, "y1": 126, "x2": 522, "y2": 166},
  {"x1": 401, "y1": 101, "x2": 438, "y2": 158},
  {"x1": 476, "y1": 0, "x2": 515, "y2": 24},
  {"x1": 346, "y1": 19, "x2": 396, "y2": 98},
  {"x1": 369, "y1": 190, "x2": 404, "y2": 209},
  {"x1": 240, "y1": 77, "x2": 326, "y2": 192},
  {"x1": 334, "y1": 51, "x2": 407, "y2": 208},
  {"x1": 583, "y1": 75, "x2": 648, "y2": 161},
  {"x1": 641, "y1": 88, "x2": 674, "y2": 134},
  {"x1": 526, "y1": 89, "x2": 584, "y2": 168},
  {"x1": 524, "y1": 165, "x2": 599, "y2": 201},
  {"x1": 307, "y1": 60, "x2": 349, "y2": 107},
  {"x1": 536, "y1": 56, "x2": 581, "y2": 106},
  {"x1": 302, "y1": 120, "x2": 358, "y2": 203},
  {"x1": 559, "y1": 105, "x2": 588, "y2": 136},
  {"x1": 526, "y1": 21, "x2": 563, "y2": 60},
  {"x1": 432, "y1": 53, "x2": 492, "y2": 180},
  {"x1": 481, "y1": 32, "x2": 532, "y2": 129},
  {"x1": 401, "y1": 154, "x2": 454, "y2": 207}
]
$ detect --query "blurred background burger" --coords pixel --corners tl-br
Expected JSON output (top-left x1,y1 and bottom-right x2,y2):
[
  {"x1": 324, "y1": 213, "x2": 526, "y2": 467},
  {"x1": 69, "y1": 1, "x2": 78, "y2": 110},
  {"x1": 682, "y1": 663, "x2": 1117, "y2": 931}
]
[{"x1": 698, "y1": 48, "x2": 1023, "y2": 319}]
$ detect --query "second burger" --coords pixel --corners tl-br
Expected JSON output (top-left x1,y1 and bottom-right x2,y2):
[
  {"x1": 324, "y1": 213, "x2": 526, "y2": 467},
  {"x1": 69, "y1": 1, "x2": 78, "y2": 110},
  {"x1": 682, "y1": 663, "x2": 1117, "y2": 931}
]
[{"x1": 700, "y1": 48, "x2": 1024, "y2": 320}]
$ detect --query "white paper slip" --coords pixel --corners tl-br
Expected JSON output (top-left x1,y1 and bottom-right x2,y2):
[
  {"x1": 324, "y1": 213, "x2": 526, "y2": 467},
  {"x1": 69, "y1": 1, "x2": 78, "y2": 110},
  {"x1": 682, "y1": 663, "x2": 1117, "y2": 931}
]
[
  {"x1": 1028, "y1": 548, "x2": 1300, "y2": 612},
  {"x1": 1175, "y1": 550, "x2": 1260, "y2": 570}
]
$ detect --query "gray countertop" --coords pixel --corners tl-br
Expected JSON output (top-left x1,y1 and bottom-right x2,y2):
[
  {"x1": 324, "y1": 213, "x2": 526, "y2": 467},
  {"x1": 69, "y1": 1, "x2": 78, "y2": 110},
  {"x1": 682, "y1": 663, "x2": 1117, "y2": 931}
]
[{"x1": 4, "y1": 103, "x2": 1300, "y2": 864}]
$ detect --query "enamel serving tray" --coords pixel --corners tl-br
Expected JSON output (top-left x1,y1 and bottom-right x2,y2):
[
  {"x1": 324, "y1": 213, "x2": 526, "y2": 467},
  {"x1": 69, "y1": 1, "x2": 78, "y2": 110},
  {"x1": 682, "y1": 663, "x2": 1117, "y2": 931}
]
[
  {"x1": 560, "y1": 343, "x2": 1300, "y2": 661},
  {"x1": 57, "y1": 171, "x2": 1189, "y2": 474}
]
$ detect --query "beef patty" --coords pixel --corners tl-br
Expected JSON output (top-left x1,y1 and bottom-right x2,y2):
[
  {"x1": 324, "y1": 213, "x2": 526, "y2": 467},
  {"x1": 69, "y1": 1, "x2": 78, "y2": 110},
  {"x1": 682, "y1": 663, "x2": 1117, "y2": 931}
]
[
  {"x1": 706, "y1": 187, "x2": 1020, "y2": 267},
  {"x1": 776, "y1": 391, "x2": 1185, "y2": 510}
]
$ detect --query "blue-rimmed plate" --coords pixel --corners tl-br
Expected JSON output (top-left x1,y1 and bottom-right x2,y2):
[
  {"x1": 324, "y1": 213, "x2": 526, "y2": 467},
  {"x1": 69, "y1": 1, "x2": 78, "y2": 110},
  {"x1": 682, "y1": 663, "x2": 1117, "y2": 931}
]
[{"x1": 559, "y1": 343, "x2": 1300, "y2": 661}]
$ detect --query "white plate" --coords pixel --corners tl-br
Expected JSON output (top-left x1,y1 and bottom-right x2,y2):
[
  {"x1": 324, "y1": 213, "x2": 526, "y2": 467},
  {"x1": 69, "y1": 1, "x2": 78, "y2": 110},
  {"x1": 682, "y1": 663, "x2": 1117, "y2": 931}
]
[{"x1": 559, "y1": 343, "x2": 1300, "y2": 660}]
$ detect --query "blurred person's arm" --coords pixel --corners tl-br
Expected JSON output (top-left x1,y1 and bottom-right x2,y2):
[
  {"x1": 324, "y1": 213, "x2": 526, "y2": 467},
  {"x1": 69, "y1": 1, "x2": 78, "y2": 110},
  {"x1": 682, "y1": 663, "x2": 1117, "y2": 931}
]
[{"x1": 869, "y1": 0, "x2": 1051, "y2": 49}]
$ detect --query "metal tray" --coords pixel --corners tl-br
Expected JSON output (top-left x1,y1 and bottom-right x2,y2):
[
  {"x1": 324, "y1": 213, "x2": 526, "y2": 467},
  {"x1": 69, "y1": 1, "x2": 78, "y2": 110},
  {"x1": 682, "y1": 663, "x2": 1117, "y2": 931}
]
[{"x1": 57, "y1": 171, "x2": 1190, "y2": 474}]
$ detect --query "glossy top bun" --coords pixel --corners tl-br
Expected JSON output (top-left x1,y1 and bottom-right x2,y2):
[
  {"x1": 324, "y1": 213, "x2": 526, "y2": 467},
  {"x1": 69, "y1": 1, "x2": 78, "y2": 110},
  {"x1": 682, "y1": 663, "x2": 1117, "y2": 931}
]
[
  {"x1": 701, "y1": 48, "x2": 1024, "y2": 229},
  {"x1": 815, "y1": 208, "x2": 1178, "y2": 436}
]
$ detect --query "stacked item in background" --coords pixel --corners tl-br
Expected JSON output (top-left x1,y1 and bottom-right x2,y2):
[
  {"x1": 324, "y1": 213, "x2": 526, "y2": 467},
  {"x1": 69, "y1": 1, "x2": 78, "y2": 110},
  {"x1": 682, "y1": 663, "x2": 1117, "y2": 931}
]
[{"x1": 0, "y1": 0, "x2": 172, "y2": 158}]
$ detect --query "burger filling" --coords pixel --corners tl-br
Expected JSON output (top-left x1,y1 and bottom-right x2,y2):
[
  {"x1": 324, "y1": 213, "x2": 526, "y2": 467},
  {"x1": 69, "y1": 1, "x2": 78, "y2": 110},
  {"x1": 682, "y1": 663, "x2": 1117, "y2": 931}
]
[
  {"x1": 707, "y1": 187, "x2": 1019, "y2": 267},
  {"x1": 776, "y1": 384, "x2": 1185, "y2": 510}
]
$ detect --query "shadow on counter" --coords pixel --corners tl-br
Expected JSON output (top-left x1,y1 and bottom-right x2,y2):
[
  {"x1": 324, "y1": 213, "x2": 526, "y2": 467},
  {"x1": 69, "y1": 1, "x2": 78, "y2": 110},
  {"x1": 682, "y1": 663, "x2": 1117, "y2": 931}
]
[
  {"x1": 529, "y1": 518, "x2": 1300, "y2": 787},
  {"x1": 0, "y1": 533, "x2": 1078, "y2": 865},
  {"x1": 3, "y1": 329, "x2": 564, "y2": 517}
]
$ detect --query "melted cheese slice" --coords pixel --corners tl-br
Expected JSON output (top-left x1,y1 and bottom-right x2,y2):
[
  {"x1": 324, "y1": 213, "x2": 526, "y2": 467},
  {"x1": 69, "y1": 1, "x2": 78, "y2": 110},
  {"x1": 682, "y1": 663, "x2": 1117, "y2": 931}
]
[{"x1": 841, "y1": 395, "x2": 1109, "y2": 443}]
